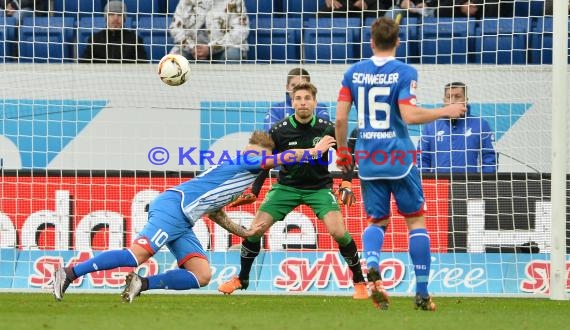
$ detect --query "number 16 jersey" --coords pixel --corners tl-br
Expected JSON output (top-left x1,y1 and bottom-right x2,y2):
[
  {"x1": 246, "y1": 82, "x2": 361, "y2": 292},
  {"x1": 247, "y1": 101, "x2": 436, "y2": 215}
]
[{"x1": 337, "y1": 56, "x2": 418, "y2": 180}]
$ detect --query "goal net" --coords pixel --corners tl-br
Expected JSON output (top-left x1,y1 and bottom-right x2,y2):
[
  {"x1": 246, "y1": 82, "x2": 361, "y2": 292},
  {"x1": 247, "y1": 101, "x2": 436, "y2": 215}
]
[{"x1": 0, "y1": 0, "x2": 568, "y2": 298}]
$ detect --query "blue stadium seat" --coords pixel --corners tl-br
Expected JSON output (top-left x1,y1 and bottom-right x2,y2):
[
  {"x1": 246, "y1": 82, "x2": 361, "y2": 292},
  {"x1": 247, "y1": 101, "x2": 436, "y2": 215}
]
[
  {"x1": 53, "y1": 0, "x2": 105, "y2": 16},
  {"x1": 117, "y1": 0, "x2": 160, "y2": 14},
  {"x1": 528, "y1": 17, "x2": 569, "y2": 64},
  {"x1": 248, "y1": 17, "x2": 302, "y2": 63},
  {"x1": 136, "y1": 15, "x2": 174, "y2": 62},
  {"x1": 167, "y1": 0, "x2": 179, "y2": 13},
  {"x1": 77, "y1": 15, "x2": 135, "y2": 59},
  {"x1": 0, "y1": 17, "x2": 18, "y2": 62},
  {"x1": 528, "y1": 17, "x2": 551, "y2": 64},
  {"x1": 244, "y1": 0, "x2": 275, "y2": 20},
  {"x1": 303, "y1": 17, "x2": 361, "y2": 64},
  {"x1": 19, "y1": 17, "x2": 76, "y2": 63},
  {"x1": 473, "y1": 18, "x2": 530, "y2": 64},
  {"x1": 420, "y1": 18, "x2": 474, "y2": 64},
  {"x1": 281, "y1": 0, "x2": 321, "y2": 17},
  {"x1": 362, "y1": 17, "x2": 420, "y2": 63},
  {"x1": 529, "y1": 0, "x2": 546, "y2": 16}
]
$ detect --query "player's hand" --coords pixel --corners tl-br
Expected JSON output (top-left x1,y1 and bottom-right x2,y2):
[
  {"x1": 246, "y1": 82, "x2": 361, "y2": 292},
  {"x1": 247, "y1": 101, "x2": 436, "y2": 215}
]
[
  {"x1": 228, "y1": 193, "x2": 257, "y2": 207},
  {"x1": 445, "y1": 103, "x2": 467, "y2": 119},
  {"x1": 242, "y1": 222, "x2": 265, "y2": 237},
  {"x1": 335, "y1": 181, "x2": 356, "y2": 207},
  {"x1": 314, "y1": 135, "x2": 336, "y2": 154}
]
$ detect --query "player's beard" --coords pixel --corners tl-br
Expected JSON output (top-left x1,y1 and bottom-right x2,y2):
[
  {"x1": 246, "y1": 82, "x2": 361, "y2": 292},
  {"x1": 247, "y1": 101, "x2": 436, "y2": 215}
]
[{"x1": 295, "y1": 108, "x2": 314, "y2": 123}]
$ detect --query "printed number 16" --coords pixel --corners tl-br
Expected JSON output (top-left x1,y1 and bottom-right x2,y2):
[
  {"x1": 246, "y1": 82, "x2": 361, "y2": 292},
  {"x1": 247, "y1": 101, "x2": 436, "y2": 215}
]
[{"x1": 357, "y1": 86, "x2": 391, "y2": 129}]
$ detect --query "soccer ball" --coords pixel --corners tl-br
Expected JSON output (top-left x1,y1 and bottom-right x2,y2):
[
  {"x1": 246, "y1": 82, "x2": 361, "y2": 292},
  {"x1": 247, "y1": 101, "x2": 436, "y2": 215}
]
[{"x1": 158, "y1": 54, "x2": 190, "y2": 86}]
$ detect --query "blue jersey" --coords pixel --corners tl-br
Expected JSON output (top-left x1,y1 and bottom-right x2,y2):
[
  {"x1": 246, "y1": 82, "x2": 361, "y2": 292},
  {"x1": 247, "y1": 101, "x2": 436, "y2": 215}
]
[
  {"x1": 417, "y1": 105, "x2": 497, "y2": 173},
  {"x1": 167, "y1": 155, "x2": 263, "y2": 226},
  {"x1": 339, "y1": 57, "x2": 417, "y2": 180}
]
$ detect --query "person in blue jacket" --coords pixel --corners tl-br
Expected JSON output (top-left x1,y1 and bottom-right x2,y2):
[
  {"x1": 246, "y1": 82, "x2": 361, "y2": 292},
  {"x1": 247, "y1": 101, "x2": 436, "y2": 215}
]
[
  {"x1": 417, "y1": 82, "x2": 497, "y2": 173},
  {"x1": 264, "y1": 67, "x2": 330, "y2": 131}
]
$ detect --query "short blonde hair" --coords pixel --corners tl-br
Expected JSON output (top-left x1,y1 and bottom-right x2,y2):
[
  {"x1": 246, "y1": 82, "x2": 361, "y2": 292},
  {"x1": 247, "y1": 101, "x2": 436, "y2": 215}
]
[{"x1": 249, "y1": 131, "x2": 275, "y2": 150}]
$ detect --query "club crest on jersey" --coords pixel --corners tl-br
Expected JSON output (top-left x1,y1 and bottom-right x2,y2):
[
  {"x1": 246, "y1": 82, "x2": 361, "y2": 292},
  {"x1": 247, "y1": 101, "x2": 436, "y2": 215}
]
[
  {"x1": 410, "y1": 80, "x2": 417, "y2": 95},
  {"x1": 312, "y1": 137, "x2": 321, "y2": 146}
]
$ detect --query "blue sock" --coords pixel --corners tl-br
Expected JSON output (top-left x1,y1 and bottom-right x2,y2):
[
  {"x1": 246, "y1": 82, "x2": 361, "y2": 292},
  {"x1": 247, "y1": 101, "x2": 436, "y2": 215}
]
[
  {"x1": 147, "y1": 269, "x2": 200, "y2": 290},
  {"x1": 72, "y1": 250, "x2": 138, "y2": 278},
  {"x1": 409, "y1": 228, "x2": 431, "y2": 297},
  {"x1": 362, "y1": 225, "x2": 385, "y2": 272}
]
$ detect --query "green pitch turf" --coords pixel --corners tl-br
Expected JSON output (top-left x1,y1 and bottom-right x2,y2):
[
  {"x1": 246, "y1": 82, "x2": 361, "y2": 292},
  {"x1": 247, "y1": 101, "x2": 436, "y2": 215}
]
[{"x1": 1, "y1": 293, "x2": 568, "y2": 330}]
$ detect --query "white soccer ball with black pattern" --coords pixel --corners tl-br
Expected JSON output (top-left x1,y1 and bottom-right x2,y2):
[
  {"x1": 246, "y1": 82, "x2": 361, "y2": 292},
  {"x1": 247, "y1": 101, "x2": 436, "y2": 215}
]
[{"x1": 158, "y1": 54, "x2": 190, "y2": 86}]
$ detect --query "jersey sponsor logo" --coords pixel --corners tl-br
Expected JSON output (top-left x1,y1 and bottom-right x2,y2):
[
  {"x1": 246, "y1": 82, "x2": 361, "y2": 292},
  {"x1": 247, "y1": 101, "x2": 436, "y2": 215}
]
[
  {"x1": 359, "y1": 131, "x2": 396, "y2": 139},
  {"x1": 288, "y1": 141, "x2": 298, "y2": 146}
]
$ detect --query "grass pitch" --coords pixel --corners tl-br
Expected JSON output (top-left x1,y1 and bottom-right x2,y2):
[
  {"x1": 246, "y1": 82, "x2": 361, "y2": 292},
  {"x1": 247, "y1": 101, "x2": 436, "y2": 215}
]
[{"x1": 1, "y1": 293, "x2": 569, "y2": 330}]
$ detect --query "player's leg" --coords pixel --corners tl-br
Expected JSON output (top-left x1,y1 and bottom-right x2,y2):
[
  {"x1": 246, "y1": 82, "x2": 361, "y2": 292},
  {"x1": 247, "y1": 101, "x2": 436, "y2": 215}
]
[
  {"x1": 393, "y1": 167, "x2": 435, "y2": 311},
  {"x1": 219, "y1": 183, "x2": 297, "y2": 294},
  {"x1": 307, "y1": 188, "x2": 367, "y2": 299},
  {"x1": 122, "y1": 228, "x2": 210, "y2": 303},
  {"x1": 360, "y1": 180, "x2": 391, "y2": 309},
  {"x1": 51, "y1": 199, "x2": 180, "y2": 302}
]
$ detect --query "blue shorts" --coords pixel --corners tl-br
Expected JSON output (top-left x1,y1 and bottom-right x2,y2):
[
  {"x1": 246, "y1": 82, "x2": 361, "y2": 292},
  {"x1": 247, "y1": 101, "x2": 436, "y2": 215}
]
[
  {"x1": 360, "y1": 166, "x2": 425, "y2": 220},
  {"x1": 134, "y1": 190, "x2": 207, "y2": 267}
]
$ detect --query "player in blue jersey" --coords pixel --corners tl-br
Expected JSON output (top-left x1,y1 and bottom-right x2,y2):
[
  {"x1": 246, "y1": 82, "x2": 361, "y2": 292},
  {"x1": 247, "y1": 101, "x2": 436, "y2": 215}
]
[
  {"x1": 51, "y1": 131, "x2": 336, "y2": 303},
  {"x1": 417, "y1": 82, "x2": 497, "y2": 173},
  {"x1": 335, "y1": 17, "x2": 466, "y2": 311}
]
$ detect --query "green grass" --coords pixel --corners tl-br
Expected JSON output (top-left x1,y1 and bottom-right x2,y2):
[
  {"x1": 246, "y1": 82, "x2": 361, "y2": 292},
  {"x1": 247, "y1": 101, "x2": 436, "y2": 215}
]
[{"x1": 1, "y1": 293, "x2": 569, "y2": 330}]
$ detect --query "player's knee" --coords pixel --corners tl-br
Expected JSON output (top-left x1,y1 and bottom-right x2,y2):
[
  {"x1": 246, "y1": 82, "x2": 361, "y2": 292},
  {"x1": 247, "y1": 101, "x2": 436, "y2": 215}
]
[{"x1": 194, "y1": 270, "x2": 212, "y2": 287}]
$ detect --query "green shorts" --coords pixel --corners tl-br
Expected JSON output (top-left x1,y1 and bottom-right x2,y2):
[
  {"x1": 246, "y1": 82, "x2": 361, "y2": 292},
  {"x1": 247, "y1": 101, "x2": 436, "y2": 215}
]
[{"x1": 258, "y1": 183, "x2": 340, "y2": 221}]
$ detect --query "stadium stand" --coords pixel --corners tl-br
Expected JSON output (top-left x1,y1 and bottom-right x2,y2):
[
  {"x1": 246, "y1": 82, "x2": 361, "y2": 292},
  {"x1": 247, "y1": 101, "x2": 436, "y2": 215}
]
[
  {"x1": 136, "y1": 15, "x2": 174, "y2": 63},
  {"x1": 473, "y1": 17, "x2": 530, "y2": 65},
  {"x1": 420, "y1": 18, "x2": 474, "y2": 64},
  {"x1": 3, "y1": 0, "x2": 568, "y2": 64},
  {"x1": 19, "y1": 16, "x2": 76, "y2": 63},
  {"x1": 303, "y1": 17, "x2": 361, "y2": 64},
  {"x1": 248, "y1": 17, "x2": 302, "y2": 63},
  {"x1": 362, "y1": 17, "x2": 420, "y2": 63},
  {"x1": 0, "y1": 16, "x2": 18, "y2": 62}
]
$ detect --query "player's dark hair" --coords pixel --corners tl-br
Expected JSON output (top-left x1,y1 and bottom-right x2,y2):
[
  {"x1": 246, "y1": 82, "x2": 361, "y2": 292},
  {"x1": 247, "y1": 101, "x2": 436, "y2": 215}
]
[
  {"x1": 287, "y1": 68, "x2": 311, "y2": 85},
  {"x1": 291, "y1": 81, "x2": 317, "y2": 99},
  {"x1": 444, "y1": 81, "x2": 468, "y2": 99},
  {"x1": 371, "y1": 17, "x2": 399, "y2": 51},
  {"x1": 249, "y1": 131, "x2": 275, "y2": 150}
]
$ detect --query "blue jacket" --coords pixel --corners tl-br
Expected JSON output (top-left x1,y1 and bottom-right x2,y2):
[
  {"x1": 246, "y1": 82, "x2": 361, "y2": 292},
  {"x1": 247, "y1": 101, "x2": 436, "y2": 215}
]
[
  {"x1": 263, "y1": 93, "x2": 330, "y2": 131},
  {"x1": 417, "y1": 105, "x2": 497, "y2": 173}
]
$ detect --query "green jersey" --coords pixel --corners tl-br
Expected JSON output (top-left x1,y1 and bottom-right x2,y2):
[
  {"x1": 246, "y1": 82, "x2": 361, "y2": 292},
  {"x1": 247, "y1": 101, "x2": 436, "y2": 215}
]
[{"x1": 269, "y1": 115, "x2": 335, "y2": 190}]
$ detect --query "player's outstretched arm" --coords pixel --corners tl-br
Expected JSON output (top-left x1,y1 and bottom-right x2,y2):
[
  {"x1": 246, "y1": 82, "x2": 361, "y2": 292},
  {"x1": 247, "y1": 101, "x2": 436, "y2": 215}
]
[
  {"x1": 227, "y1": 169, "x2": 268, "y2": 207},
  {"x1": 400, "y1": 103, "x2": 466, "y2": 125},
  {"x1": 207, "y1": 209, "x2": 263, "y2": 237}
]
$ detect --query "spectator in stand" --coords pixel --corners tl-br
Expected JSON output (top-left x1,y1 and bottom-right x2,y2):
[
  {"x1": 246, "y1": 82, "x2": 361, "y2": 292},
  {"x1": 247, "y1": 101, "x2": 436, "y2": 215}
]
[
  {"x1": 264, "y1": 68, "x2": 330, "y2": 131},
  {"x1": 417, "y1": 82, "x2": 497, "y2": 173},
  {"x1": 169, "y1": 0, "x2": 249, "y2": 63},
  {"x1": 1, "y1": 0, "x2": 48, "y2": 24},
  {"x1": 384, "y1": 0, "x2": 438, "y2": 19},
  {"x1": 438, "y1": 0, "x2": 513, "y2": 18},
  {"x1": 79, "y1": 1, "x2": 148, "y2": 63},
  {"x1": 319, "y1": 0, "x2": 379, "y2": 17}
]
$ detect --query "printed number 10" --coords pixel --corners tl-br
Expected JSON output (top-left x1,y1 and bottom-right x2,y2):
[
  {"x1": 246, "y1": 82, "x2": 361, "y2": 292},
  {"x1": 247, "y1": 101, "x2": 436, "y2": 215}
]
[{"x1": 357, "y1": 86, "x2": 391, "y2": 129}]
